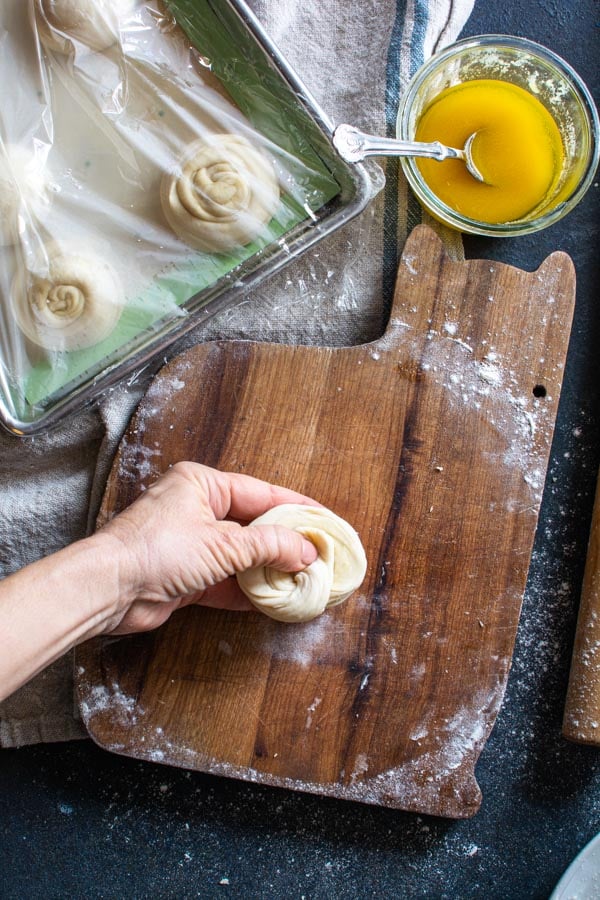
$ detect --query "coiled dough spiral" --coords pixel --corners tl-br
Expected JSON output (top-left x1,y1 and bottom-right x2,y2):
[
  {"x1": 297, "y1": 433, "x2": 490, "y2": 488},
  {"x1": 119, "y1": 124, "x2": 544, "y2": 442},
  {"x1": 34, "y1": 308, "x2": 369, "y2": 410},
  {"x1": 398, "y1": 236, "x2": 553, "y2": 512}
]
[
  {"x1": 0, "y1": 145, "x2": 51, "y2": 247},
  {"x1": 33, "y1": 0, "x2": 138, "y2": 54},
  {"x1": 236, "y1": 504, "x2": 368, "y2": 624},
  {"x1": 160, "y1": 134, "x2": 280, "y2": 253},
  {"x1": 12, "y1": 246, "x2": 125, "y2": 351}
]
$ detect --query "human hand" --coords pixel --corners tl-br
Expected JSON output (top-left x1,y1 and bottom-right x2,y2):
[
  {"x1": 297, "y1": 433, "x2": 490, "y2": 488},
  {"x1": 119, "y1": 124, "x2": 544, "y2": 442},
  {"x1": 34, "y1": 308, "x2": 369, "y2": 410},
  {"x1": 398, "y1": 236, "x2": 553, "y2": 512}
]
[
  {"x1": 98, "y1": 462, "x2": 320, "y2": 635},
  {"x1": 0, "y1": 462, "x2": 320, "y2": 702}
]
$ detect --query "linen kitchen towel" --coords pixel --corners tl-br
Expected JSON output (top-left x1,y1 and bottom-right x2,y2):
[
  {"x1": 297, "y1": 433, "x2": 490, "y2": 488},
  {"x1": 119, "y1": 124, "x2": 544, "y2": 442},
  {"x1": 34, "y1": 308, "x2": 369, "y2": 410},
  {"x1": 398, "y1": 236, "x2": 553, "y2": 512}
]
[{"x1": 0, "y1": 0, "x2": 475, "y2": 747}]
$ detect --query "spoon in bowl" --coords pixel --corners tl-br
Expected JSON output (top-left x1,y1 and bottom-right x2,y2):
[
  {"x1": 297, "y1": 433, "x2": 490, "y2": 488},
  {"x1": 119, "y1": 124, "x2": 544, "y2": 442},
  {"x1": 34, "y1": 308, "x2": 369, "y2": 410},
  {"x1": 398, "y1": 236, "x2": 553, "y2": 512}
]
[{"x1": 332, "y1": 123, "x2": 485, "y2": 183}]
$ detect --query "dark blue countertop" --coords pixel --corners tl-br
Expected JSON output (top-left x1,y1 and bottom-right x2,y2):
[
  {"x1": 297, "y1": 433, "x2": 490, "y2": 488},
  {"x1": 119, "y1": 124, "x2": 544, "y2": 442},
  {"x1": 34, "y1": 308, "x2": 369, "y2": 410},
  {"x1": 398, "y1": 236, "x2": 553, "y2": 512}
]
[{"x1": 2, "y1": 2, "x2": 599, "y2": 898}]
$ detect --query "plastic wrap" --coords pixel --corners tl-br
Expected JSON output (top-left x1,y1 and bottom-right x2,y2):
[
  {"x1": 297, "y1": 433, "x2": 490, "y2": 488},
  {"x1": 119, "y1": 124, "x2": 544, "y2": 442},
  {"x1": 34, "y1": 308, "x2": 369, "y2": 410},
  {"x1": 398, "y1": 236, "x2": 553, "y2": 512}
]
[{"x1": 0, "y1": 0, "x2": 380, "y2": 434}]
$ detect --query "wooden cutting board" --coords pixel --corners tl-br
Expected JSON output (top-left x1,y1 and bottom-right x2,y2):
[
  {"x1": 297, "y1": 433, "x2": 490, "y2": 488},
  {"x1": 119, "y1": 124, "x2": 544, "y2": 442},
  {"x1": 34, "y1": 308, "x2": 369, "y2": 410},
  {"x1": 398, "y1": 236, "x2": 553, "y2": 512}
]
[{"x1": 75, "y1": 225, "x2": 575, "y2": 818}]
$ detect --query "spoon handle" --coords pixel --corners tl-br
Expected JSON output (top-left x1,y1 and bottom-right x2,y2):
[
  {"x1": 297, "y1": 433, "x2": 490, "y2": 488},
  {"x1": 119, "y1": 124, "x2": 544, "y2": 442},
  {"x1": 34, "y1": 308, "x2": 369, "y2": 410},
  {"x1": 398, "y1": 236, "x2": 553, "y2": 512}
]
[{"x1": 332, "y1": 123, "x2": 464, "y2": 164}]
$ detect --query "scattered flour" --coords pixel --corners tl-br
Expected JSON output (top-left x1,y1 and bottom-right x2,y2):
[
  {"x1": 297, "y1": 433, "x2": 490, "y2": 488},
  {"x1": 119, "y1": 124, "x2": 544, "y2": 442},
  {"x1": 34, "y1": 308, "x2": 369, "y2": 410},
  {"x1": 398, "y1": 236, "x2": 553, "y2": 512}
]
[
  {"x1": 84, "y1": 272, "x2": 571, "y2": 825},
  {"x1": 116, "y1": 358, "x2": 194, "y2": 483},
  {"x1": 403, "y1": 254, "x2": 418, "y2": 276},
  {"x1": 305, "y1": 697, "x2": 322, "y2": 730},
  {"x1": 113, "y1": 688, "x2": 500, "y2": 816},
  {"x1": 258, "y1": 614, "x2": 331, "y2": 667},
  {"x1": 79, "y1": 681, "x2": 142, "y2": 728}
]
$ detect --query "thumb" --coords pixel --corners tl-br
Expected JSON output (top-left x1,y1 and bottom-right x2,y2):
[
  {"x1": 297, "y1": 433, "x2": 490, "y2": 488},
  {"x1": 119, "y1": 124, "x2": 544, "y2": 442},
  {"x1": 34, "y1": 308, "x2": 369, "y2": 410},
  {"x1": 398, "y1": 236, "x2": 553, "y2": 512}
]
[{"x1": 237, "y1": 523, "x2": 318, "y2": 573}]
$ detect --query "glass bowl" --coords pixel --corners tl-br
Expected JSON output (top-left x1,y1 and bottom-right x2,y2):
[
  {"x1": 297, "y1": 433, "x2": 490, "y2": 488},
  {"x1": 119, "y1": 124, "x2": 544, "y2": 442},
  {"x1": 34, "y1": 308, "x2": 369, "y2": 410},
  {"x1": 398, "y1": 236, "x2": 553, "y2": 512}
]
[{"x1": 396, "y1": 34, "x2": 599, "y2": 236}]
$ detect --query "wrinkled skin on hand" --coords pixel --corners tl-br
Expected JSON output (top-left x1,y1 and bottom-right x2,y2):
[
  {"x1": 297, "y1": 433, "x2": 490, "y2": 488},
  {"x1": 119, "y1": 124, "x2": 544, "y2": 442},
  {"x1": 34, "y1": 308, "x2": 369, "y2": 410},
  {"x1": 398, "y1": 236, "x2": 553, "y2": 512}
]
[{"x1": 100, "y1": 461, "x2": 319, "y2": 635}]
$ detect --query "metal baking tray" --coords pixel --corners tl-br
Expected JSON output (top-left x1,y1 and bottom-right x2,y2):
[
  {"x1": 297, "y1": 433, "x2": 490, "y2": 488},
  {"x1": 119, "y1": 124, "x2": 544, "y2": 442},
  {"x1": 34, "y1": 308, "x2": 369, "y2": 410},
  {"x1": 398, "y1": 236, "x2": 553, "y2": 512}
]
[{"x1": 0, "y1": 0, "x2": 379, "y2": 435}]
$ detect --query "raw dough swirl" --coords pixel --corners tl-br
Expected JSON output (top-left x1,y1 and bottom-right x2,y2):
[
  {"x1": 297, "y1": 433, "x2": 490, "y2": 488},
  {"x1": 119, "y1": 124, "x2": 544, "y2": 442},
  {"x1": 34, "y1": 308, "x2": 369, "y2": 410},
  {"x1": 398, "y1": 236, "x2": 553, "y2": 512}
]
[
  {"x1": 11, "y1": 246, "x2": 125, "y2": 351},
  {"x1": 236, "y1": 504, "x2": 368, "y2": 624},
  {"x1": 160, "y1": 134, "x2": 280, "y2": 253},
  {"x1": 0, "y1": 145, "x2": 50, "y2": 247},
  {"x1": 33, "y1": 0, "x2": 138, "y2": 54}
]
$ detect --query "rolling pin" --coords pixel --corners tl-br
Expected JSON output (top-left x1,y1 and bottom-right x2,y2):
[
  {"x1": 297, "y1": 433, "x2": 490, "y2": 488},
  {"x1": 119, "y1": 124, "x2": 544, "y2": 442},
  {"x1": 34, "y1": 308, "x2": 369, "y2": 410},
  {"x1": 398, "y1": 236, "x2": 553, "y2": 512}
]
[{"x1": 563, "y1": 468, "x2": 600, "y2": 745}]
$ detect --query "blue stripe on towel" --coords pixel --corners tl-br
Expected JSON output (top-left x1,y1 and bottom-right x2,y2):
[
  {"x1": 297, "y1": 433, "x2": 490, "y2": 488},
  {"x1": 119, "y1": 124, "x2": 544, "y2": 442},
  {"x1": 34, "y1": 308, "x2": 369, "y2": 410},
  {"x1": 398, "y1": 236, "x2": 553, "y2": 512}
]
[{"x1": 382, "y1": 0, "x2": 430, "y2": 313}]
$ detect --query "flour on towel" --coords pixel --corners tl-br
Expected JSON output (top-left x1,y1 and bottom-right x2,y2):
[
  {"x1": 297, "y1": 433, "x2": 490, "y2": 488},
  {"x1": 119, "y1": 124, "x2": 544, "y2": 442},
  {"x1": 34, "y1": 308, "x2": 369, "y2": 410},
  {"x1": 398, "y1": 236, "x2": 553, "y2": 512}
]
[{"x1": 0, "y1": 0, "x2": 475, "y2": 748}]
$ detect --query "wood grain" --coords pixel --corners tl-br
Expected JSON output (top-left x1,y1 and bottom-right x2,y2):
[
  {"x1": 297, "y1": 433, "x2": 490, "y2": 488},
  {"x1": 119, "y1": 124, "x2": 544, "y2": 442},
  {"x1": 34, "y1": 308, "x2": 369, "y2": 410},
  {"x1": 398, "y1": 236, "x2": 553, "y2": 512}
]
[
  {"x1": 75, "y1": 225, "x2": 575, "y2": 818},
  {"x1": 563, "y1": 466, "x2": 600, "y2": 745}
]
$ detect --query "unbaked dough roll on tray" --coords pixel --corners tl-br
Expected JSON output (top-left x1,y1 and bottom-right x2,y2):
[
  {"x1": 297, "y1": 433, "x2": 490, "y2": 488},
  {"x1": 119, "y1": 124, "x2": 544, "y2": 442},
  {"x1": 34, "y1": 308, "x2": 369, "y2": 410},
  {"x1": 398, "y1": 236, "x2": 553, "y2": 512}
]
[
  {"x1": 160, "y1": 134, "x2": 280, "y2": 253},
  {"x1": 11, "y1": 244, "x2": 125, "y2": 352},
  {"x1": 32, "y1": 0, "x2": 139, "y2": 55},
  {"x1": 236, "y1": 504, "x2": 368, "y2": 624}
]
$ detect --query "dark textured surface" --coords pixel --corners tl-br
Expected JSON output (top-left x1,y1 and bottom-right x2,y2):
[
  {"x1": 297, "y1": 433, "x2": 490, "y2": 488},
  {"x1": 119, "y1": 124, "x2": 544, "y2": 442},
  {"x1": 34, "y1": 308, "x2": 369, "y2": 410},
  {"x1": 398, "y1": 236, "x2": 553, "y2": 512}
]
[{"x1": 1, "y1": 3, "x2": 599, "y2": 898}]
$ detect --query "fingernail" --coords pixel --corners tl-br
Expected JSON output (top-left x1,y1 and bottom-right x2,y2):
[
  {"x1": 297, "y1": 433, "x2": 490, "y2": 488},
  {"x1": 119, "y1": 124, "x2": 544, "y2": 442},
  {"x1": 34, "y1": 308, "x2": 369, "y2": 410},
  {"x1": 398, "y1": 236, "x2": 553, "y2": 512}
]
[{"x1": 301, "y1": 539, "x2": 317, "y2": 566}]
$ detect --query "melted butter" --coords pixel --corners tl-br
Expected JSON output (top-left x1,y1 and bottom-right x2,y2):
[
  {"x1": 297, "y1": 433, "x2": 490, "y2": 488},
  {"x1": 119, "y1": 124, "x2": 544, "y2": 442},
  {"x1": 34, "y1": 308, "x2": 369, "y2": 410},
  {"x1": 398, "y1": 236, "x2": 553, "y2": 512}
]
[{"x1": 414, "y1": 79, "x2": 565, "y2": 223}]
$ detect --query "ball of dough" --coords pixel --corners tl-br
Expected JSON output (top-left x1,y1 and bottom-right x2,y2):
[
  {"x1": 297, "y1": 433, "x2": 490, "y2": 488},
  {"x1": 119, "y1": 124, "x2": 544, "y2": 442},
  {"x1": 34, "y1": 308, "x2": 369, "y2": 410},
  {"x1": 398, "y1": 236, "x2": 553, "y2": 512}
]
[
  {"x1": 33, "y1": 0, "x2": 138, "y2": 54},
  {"x1": 236, "y1": 504, "x2": 368, "y2": 624},
  {"x1": 0, "y1": 145, "x2": 51, "y2": 247},
  {"x1": 11, "y1": 245, "x2": 125, "y2": 351},
  {"x1": 160, "y1": 134, "x2": 280, "y2": 253}
]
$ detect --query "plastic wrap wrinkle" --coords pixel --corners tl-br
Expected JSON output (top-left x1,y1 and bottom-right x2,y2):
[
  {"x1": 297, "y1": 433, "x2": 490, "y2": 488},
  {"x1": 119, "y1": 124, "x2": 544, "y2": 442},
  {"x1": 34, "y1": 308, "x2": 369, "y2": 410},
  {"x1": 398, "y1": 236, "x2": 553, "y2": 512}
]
[{"x1": 0, "y1": 0, "x2": 377, "y2": 432}]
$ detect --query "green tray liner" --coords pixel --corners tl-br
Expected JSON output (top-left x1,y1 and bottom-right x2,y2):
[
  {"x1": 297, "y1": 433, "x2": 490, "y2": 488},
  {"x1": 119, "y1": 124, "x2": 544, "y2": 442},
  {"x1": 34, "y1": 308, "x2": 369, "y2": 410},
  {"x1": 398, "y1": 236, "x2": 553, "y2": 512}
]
[{"x1": 22, "y1": 0, "x2": 342, "y2": 409}]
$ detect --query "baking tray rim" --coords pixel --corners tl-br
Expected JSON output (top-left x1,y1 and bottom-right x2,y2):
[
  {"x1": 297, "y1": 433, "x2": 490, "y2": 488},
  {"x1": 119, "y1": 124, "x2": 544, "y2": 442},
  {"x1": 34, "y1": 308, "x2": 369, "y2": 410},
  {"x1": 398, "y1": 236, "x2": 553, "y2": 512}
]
[{"x1": 0, "y1": 0, "x2": 377, "y2": 437}]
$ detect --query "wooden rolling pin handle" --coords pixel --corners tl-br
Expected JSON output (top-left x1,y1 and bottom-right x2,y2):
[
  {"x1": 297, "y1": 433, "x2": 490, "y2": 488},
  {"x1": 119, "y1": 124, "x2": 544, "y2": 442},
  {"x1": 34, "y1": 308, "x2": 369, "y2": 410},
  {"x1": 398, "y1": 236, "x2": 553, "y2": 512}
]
[{"x1": 563, "y1": 467, "x2": 600, "y2": 745}]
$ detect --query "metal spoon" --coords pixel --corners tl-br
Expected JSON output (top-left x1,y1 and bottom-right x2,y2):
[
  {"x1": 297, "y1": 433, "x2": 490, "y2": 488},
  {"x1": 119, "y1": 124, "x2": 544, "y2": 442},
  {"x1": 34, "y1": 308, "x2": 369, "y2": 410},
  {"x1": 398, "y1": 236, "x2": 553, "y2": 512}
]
[{"x1": 332, "y1": 123, "x2": 485, "y2": 183}]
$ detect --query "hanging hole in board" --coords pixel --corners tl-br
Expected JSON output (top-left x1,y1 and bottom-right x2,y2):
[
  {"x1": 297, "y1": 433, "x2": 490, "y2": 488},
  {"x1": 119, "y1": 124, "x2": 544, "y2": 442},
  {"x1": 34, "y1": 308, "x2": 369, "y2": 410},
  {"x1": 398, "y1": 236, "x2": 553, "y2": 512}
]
[{"x1": 533, "y1": 384, "x2": 547, "y2": 398}]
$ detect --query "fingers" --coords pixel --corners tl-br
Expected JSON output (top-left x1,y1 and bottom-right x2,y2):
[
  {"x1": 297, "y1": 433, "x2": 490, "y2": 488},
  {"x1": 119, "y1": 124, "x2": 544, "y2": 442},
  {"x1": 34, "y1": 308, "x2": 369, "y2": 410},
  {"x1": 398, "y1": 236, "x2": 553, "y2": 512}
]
[
  {"x1": 240, "y1": 523, "x2": 317, "y2": 572},
  {"x1": 166, "y1": 461, "x2": 322, "y2": 523},
  {"x1": 217, "y1": 469, "x2": 323, "y2": 522},
  {"x1": 206, "y1": 521, "x2": 317, "y2": 579}
]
